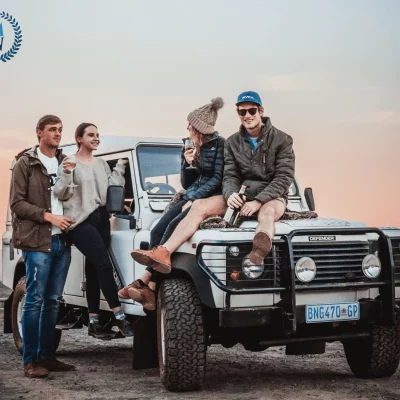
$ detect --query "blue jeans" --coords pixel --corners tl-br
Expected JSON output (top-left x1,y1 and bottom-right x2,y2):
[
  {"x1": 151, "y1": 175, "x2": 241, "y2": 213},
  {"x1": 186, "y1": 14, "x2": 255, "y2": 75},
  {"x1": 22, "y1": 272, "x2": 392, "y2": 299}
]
[
  {"x1": 22, "y1": 235, "x2": 71, "y2": 364},
  {"x1": 149, "y1": 200, "x2": 190, "y2": 248}
]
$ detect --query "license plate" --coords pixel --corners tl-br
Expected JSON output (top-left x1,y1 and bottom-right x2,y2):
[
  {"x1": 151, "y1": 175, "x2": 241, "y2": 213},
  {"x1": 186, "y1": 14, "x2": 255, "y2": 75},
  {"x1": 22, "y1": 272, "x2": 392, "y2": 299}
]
[{"x1": 306, "y1": 302, "x2": 360, "y2": 323}]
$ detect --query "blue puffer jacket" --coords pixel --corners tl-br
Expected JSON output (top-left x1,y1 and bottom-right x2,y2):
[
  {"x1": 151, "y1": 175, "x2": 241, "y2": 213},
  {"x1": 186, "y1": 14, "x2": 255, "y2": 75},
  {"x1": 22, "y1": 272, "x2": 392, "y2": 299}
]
[{"x1": 181, "y1": 133, "x2": 225, "y2": 202}]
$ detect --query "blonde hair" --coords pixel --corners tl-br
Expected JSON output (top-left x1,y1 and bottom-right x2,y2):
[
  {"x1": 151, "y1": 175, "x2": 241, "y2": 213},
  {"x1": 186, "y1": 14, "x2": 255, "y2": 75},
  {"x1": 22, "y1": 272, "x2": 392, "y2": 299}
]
[{"x1": 191, "y1": 127, "x2": 213, "y2": 163}]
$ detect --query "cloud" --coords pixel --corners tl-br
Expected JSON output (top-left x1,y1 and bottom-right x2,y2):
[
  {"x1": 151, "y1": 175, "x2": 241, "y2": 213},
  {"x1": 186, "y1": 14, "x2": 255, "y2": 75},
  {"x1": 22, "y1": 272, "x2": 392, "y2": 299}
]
[
  {"x1": 350, "y1": 111, "x2": 400, "y2": 124},
  {"x1": 252, "y1": 72, "x2": 384, "y2": 94},
  {"x1": 254, "y1": 73, "x2": 320, "y2": 92}
]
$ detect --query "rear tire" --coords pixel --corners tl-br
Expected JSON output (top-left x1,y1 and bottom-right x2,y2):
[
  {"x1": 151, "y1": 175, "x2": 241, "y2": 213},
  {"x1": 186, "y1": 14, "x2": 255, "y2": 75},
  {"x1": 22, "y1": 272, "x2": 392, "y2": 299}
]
[
  {"x1": 343, "y1": 322, "x2": 400, "y2": 378},
  {"x1": 11, "y1": 277, "x2": 62, "y2": 354},
  {"x1": 157, "y1": 278, "x2": 206, "y2": 392}
]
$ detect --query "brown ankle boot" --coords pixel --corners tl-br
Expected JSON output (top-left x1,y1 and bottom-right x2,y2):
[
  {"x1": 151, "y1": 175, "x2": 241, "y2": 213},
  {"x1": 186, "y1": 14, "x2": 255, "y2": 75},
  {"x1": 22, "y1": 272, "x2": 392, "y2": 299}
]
[
  {"x1": 24, "y1": 363, "x2": 50, "y2": 378},
  {"x1": 131, "y1": 246, "x2": 171, "y2": 273},
  {"x1": 118, "y1": 280, "x2": 142, "y2": 299},
  {"x1": 36, "y1": 359, "x2": 76, "y2": 372},
  {"x1": 128, "y1": 282, "x2": 156, "y2": 311},
  {"x1": 249, "y1": 231, "x2": 272, "y2": 265}
]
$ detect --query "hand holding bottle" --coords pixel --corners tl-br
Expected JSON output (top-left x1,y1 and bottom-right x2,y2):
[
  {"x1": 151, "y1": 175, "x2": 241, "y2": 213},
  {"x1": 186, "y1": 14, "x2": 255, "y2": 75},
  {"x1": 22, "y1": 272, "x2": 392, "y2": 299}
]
[
  {"x1": 224, "y1": 185, "x2": 247, "y2": 225},
  {"x1": 227, "y1": 192, "x2": 246, "y2": 209}
]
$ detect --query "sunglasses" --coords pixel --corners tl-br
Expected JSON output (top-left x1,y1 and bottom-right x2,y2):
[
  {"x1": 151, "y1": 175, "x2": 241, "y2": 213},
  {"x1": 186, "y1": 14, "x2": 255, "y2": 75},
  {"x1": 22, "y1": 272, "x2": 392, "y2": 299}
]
[{"x1": 237, "y1": 107, "x2": 259, "y2": 117}]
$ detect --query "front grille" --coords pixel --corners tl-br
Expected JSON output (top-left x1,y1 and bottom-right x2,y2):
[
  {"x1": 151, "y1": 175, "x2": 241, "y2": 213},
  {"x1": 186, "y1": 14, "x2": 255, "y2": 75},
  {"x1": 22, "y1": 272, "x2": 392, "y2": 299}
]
[
  {"x1": 392, "y1": 238, "x2": 400, "y2": 282},
  {"x1": 199, "y1": 242, "x2": 283, "y2": 289},
  {"x1": 293, "y1": 241, "x2": 370, "y2": 284}
]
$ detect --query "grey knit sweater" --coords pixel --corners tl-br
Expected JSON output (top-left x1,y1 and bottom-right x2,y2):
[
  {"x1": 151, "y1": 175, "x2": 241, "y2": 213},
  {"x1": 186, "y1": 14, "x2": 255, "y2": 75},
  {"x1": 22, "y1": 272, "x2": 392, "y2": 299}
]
[{"x1": 54, "y1": 158, "x2": 125, "y2": 230}]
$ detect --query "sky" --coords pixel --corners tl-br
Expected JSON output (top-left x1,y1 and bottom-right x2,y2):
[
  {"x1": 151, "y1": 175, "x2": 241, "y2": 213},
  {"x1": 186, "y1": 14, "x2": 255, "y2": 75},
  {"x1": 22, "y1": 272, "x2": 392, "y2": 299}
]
[{"x1": 0, "y1": 0, "x2": 399, "y2": 228}]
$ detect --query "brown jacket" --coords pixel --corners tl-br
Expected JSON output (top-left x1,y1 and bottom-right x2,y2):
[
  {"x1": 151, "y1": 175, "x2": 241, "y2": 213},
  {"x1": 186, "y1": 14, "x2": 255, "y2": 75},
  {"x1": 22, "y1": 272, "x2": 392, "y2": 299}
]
[
  {"x1": 222, "y1": 117, "x2": 295, "y2": 204},
  {"x1": 10, "y1": 146, "x2": 65, "y2": 252}
]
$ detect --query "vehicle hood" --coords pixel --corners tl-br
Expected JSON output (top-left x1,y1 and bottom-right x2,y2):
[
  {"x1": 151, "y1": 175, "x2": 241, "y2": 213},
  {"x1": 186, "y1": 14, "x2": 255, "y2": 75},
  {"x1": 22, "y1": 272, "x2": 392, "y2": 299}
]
[{"x1": 189, "y1": 217, "x2": 367, "y2": 244}]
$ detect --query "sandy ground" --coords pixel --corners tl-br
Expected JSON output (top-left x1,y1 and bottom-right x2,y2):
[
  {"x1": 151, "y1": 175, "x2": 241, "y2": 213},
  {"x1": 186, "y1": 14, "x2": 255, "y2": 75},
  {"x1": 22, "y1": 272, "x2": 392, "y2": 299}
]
[{"x1": 1, "y1": 309, "x2": 400, "y2": 400}]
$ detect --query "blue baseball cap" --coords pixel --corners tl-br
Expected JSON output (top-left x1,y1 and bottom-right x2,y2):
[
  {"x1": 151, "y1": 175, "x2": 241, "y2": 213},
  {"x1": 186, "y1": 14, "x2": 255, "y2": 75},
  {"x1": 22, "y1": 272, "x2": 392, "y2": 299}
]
[{"x1": 236, "y1": 91, "x2": 262, "y2": 107}]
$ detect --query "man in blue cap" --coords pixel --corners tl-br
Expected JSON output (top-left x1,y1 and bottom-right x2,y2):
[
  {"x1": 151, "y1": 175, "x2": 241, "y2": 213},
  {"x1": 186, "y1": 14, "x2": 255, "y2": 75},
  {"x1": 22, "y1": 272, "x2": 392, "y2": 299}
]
[{"x1": 222, "y1": 91, "x2": 295, "y2": 264}]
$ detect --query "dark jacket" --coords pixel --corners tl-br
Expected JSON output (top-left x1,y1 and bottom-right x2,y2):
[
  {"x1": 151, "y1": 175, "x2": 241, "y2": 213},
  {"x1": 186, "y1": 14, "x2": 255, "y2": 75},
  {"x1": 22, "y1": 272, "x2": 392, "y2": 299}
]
[
  {"x1": 10, "y1": 146, "x2": 65, "y2": 252},
  {"x1": 222, "y1": 117, "x2": 295, "y2": 204},
  {"x1": 181, "y1": 134, "x2": 225, "y2": 202}
]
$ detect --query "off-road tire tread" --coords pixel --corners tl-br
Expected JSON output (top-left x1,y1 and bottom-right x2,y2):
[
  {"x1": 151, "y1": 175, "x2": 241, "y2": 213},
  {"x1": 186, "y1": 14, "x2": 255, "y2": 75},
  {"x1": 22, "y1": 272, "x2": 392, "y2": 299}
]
[
  {"x1": 158, "y1": 278, "x2": 206, "y2": 392},
  {"x1": 11, "y1": 276, "x2": 61, "y2": 354},
  {"x1": 343, "y1": 322, "x2": 400, "y2": 378}
]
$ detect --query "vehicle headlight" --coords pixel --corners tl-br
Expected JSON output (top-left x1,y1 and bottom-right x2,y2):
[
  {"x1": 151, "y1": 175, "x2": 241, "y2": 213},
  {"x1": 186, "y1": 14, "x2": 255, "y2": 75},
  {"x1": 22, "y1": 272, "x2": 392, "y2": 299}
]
[
  {"x1": 228, "y1": 246, "x2": 240, "y2": 257},
  {"x1": 362, "y1": 254, "x2": 381, "y2": 279},
  {"x1": 295, "y1": 257, "x2": 317, "y2": 283},
  {"x1": 242, "y1": 255, "x2": 264, "y2": 279}
]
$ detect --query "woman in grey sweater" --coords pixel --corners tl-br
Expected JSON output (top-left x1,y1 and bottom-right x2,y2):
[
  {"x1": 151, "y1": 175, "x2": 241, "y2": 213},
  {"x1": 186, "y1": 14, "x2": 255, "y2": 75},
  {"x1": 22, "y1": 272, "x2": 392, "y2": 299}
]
[{"x1": 54, "y1": 123, "x2": 133, "y2": 339}]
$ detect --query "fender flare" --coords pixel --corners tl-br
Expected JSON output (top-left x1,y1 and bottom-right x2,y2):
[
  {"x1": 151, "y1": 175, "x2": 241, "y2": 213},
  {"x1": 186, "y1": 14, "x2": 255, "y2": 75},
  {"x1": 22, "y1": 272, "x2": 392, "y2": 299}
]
[{"x1": 170, "y1": 253, "x2": 216, "y2": 308}]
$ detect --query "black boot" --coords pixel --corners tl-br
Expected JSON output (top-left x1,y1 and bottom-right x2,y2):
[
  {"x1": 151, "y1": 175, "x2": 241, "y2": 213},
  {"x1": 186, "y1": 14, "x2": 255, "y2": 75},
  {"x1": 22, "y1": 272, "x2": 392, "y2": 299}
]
[
  {"x1": 116, "y1": 319, "x2": 134, "y2": 338},
  {"x1": 88, "y1": 321, "x2": 114, "y2": 340}
]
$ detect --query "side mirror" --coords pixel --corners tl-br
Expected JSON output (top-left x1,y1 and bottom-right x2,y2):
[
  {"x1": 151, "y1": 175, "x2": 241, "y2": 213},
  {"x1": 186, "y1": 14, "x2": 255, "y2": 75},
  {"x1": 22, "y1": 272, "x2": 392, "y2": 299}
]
[
  {"x1": 304, "y1": 187, "x2": 315, "y2": 211},
  {"x1": 106, "y1": 185, "x2": 125, "y2": 214}
]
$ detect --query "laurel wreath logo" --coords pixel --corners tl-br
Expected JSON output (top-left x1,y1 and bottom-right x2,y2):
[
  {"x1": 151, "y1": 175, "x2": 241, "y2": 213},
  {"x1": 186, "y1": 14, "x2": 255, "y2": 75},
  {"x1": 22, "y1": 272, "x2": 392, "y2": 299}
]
[{"x1": 0, "y1": 12, "x2": 23, "y2": 63}]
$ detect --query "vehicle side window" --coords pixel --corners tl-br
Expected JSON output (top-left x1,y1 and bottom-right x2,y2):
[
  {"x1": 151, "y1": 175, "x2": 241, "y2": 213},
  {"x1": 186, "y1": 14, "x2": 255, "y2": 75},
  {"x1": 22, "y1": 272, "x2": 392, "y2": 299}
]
[{"x1": 106, "y1": 159, "x2": 134, "y2": 214}]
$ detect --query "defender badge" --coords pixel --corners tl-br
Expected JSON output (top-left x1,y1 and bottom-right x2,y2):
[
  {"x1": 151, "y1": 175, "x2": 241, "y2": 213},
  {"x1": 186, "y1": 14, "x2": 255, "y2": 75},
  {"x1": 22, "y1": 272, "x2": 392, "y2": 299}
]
[{"x1": 308, "y1": 236, "x2": 336, "y2": 242}]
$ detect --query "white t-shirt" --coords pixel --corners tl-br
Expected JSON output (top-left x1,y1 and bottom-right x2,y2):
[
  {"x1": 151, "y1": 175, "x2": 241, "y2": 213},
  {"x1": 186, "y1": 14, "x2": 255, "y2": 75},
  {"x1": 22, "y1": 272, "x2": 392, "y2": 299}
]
[{"x1": 37, "y1": 148, "x2": 64, "y2": 235}]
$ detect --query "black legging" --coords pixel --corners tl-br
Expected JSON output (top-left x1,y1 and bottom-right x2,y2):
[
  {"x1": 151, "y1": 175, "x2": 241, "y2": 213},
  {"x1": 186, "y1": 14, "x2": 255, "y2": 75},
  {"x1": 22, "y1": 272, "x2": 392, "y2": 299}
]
[
  {"x1": 146, "y1": 200, "x2": 190, "y2": 274},
  {"x1": 68, "y1": 207, "x2": 120, "y2": 313}
]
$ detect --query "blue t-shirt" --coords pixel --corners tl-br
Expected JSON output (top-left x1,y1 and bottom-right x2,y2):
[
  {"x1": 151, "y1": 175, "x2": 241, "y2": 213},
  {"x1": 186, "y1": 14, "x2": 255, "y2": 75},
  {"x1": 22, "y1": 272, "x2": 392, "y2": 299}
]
[{"x1": 244, "y1": 131, "x2": 258, "y2": 152}]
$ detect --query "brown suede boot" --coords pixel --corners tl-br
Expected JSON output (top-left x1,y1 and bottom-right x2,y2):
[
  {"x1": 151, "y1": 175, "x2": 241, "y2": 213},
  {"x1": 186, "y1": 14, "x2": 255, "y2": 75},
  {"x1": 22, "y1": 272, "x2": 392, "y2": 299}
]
[
  {"x1": 118, "y1": 280, "x2": 141, "y2": 299},
  {"x1": 249, "y1": 231, "x2": 273, "y2": 265},
  {"x1": 128, "y1": 282, "x2": 156, "y2": 311},
  {"x1": 131, "y1": 246, "x2": 171, "y2": 274},
  {"x1": 24, "y1": 363, "x2": 50, "y2": 378},
  {"x1": 36, "y1": 359, "x2": 76, "y2": 372}
]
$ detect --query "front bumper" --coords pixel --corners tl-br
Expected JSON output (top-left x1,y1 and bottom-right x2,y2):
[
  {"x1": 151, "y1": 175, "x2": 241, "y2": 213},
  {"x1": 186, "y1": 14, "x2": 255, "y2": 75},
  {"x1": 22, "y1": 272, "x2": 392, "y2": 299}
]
[
  {"x1": 219, "y1": 299, "x2": 384, "y2": 328},
  {"x1": 198, "y1": 227, "x2": 398, "y2": 332}
]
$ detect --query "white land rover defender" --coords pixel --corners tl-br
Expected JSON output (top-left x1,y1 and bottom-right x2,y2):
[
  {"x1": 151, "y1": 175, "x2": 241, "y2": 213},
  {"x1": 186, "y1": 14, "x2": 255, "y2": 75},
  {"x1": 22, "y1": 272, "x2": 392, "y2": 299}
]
[{"x1": 1, "y1": 136, "x2": 400, "y2": 392}]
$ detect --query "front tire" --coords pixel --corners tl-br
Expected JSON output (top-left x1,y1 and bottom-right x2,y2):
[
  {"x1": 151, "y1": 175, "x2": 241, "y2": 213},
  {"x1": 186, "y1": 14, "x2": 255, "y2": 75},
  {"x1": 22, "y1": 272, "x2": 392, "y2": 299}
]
[
  {"x1": 157, "y1": 278, "x2": 206, "y2": 392},
  {"x1": 11, "y1": 277, "x2": 62, "y2": 354},
  {"x1": 343, "y1": 322, "x2": 400, "y2": 378}
]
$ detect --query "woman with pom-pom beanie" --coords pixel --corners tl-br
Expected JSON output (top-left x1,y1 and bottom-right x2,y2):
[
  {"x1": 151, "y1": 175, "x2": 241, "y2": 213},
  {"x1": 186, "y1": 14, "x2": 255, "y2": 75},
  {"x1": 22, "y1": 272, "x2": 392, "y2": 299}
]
[{"x1": 118, "y1": 98, "x2": 225, "y2": 310}]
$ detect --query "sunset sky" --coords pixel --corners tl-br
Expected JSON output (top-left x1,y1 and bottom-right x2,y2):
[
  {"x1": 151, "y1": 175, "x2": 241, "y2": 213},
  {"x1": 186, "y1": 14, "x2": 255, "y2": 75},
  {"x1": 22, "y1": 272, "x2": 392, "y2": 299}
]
[{"x1": 0, "y1": 0, "x2": 399, "y2": 227}]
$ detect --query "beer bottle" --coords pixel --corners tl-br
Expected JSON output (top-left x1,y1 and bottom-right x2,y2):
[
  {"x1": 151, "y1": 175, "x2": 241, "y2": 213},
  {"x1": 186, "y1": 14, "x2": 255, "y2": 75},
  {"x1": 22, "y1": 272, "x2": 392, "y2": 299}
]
[{"x1": 224, "y1": 185, "x2": 246, "y2": 225}]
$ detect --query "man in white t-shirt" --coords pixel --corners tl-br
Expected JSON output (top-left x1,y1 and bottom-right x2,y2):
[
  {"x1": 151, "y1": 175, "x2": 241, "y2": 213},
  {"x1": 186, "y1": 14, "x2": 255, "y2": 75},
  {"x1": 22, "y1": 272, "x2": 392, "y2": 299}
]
[{"x1": 10, "y1": 115, "x2": 76, "y2": 378}]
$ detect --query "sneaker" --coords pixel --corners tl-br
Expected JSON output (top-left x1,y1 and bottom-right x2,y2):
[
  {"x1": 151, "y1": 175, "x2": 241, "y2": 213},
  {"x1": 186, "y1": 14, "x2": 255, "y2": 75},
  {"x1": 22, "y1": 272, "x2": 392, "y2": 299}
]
[
  {"x1": 37, "y1": 358, "x2": 76, "y2": 372},
  {"x1": 131, "y1": 246, "x2": 171, "y2": 273},
  {"x1": 249, "y1": 231, "x2": 272, "y2": 265},
  {"x1": 88, "y1": 322, "x2": 114, "y2": 339},
  {"x1": 128, "y1": 283, "x2": 156, "y2": 311},
  {"x1": 116, "y1": 318, "x2": 134, "y2": 337},
  {"x1": 24, "y1": 363, "x2": 49, "y2": 378}
]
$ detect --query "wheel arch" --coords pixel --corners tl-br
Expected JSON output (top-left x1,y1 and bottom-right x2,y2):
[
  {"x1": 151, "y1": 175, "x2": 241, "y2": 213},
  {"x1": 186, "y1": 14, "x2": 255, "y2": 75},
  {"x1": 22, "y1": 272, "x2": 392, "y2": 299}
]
[
  {"x1": 169, "y1": 253, "x2": 215, "y2": 308},
  {"x1": 3, "y1": 257, "x2": 25, "y2": 334}
]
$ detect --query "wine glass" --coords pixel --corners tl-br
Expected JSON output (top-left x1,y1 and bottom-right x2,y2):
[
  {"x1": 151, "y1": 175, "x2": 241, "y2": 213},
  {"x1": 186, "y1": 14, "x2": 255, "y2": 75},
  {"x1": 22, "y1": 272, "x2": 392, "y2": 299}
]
[
  {"x1": 184, "y1": 139, "x2": 197, "y2": 170},
  {"x1": 67, "y1": 155, "x2": 78, "y2": 188}
]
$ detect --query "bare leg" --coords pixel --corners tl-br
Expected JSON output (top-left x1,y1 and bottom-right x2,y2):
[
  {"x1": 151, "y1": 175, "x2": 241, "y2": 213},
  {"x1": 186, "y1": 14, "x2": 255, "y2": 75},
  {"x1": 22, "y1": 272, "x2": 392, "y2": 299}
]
[
  {"x1": 256, "y1": 199, "x2": 286, "y2": 238},
  {"x1": 249, "y1": 199, "x2": 286, "y2": 264},
  {"x1": 137, "y1": 270, "x2": 153, "y2": 285},
  {"x1": 163, "y1": 195, "x2": 227, "y2": 254}
]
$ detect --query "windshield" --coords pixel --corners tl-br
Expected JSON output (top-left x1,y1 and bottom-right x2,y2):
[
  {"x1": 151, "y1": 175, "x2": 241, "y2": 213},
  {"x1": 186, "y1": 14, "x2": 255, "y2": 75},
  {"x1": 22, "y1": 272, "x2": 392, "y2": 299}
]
[
  {"x1": 137, "y1": 144, "x2": 299, "y2": 197},
  {"x1": 137, "y1": 145, "x2": 183, "y2": 195}
]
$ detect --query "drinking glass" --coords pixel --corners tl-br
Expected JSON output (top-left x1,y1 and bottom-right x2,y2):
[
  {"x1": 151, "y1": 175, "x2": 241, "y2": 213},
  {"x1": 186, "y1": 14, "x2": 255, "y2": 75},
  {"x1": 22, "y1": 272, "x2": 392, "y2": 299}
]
[
  {"x1": 184, "y1": 139, "x2": 197, "y2": 170},
  {"x1": 67, "y1": 155, "x2": 78, "y2": 188}
]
